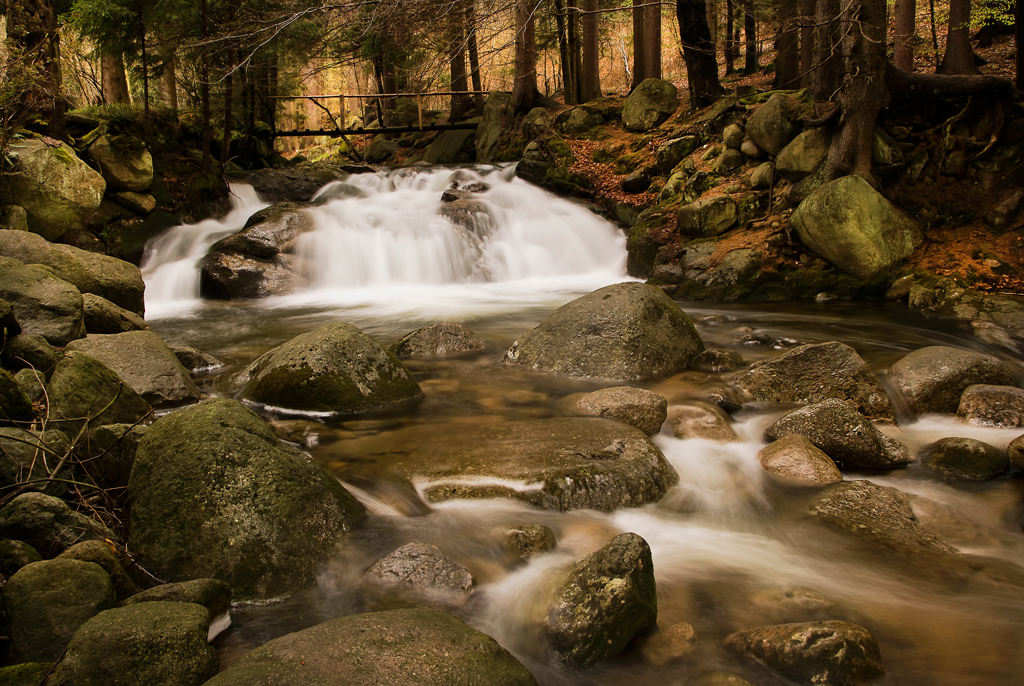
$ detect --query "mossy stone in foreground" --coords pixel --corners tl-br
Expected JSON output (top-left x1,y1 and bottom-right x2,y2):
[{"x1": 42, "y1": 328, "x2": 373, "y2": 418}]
[
  {"x1": 242, "y1": 322, "x2": 423, "y2": 415},
  {"x1": 0, "y1": 663, "x2": 51, "y2": 686},
  {"x1": 204, "y1": 608, "x2": 537, "y2": 686},
  {"x1": 128, "y1": 399, "x2": 366, "y2": 601}
]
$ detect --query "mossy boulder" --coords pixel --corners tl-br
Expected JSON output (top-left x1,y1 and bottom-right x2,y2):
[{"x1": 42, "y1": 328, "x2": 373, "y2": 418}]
[
  {"x1": 0, "y1": 369, "x2": 33, "y2": 426},
  {"x1": 85, "y1": 134, "x2": 154, "y2": 192},
  {"x1": 887, "y1": 346, "x2": 1015, "y2": 415},
  {"x1": 0, "y1": 663, "x2": 51, "y2": 685},
  {"x1": 622, "y1": 79, "x2": 679, "y2": 132},
  {"x1": 47, "y1": 352, "x2": 151, "y2": 436},
  {"x1": 82, "y1": 294, "x2": 149, "y2": 334},
  {"x1": 0, "y1": 493, "x2": 116, "y2": 558},
  {"x1": 128, "y1": 398, "x2": 366, "y2": 601},
  {"x1": 0, "y1": 256, "x2": 85, "y2": 346},
  {"x1": 744, "y1": 93, "x2": 797, "y2": 156},
  {"x1": 0, "y1": 428, "x2": 70, "y2": 495},
  {"x1": 243, "y1": 164, "x2": 348, "y2": 203},
  {"x1": 80, "y1": 423, "x2": 147, "y2": 490},
  {"x1": 502, "y1": 282, "x2": 704, "y2": 381},
  {"x1": 122, "y1": 579, "x2": 231, "y2": 623},
  {"x1": 558, "y1": 105, "x2": 604, "y2": 134},
  {"x1": 48, "y1": 602, "x2": 218, "y2": 686},
  {"x1": 423, "y1": 127, "x2": 477, "y2": 164},
  {"x1": 678, "y1": 197, "x2": 738, "y2": 238},
  {"x1": 0, "y1": 539, "x2": 42, "y2": 578},
  {"x1": 1, "y1": 333, "x2": 60, "y2": 378},
  {"x1": 476, "y1": 91, "x2": 513, "y2": 163},
  {"x1": 655, "y1": 136, "x2": 699, "y2": 173},
  {"x1": 775, "y1": 127, "x2": 830, "y2": 181},
  {"x1": 241, "y1": 322, "x2": 423, "y2": 416},
  {"x1": 204, "y1": 608, "x2": 537, "y2": 686}
]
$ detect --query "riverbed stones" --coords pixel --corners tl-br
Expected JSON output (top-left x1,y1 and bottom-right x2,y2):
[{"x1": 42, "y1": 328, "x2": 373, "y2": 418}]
[
  {"x1": 557, "y1": 386, "x2": 668, "y2": 435},
  {"x1": 744, "y1": 94, "x2": 797, "y2": 156},
  {"x1": 199, "y1": 250, "x2": 305, "y2": 299},
  {"x1": 128, "y1": 398, "x2": 366, "y2": 601},
  {"x1": 887, "y1": 346, "x2": 1015, "y2": 415},
  {"x1": 790, "y1": 176, "x2": 922, "y2": 279},
  {"x1": 622, "y1": 78, "x2": 679, "y2": 132},
  {"x1": 47, "y1": 602, "x2": 218, "y2": 686},
  {"x1": 205, "y1": 608, "x2": 538, "y2": 686},
  {"x1": 725, "y1": 621, "x2": 885, "y2": 686},
  {"x1": 390, "y1": 322, "x2": 485, "y2": 359},
  {"x1": 667, "y1": 402, "x2": 739, "y2": 441},
  {"x1": 0, "y1": 493, "x2": 117, "y2": 558},
  {"x1": 169, "y1": 344, "x2": 223, "y2": 372},
  {"x1": 956, "y1": 384, "x2": 1024, "y2": 427},
  {"x1": 241, "y1": 322, "x2": 423, "y2": 415},
  {"x1": 243, "y1": 165, "x2": 348, "y2": 203},
  {"x1": 0, "y1": 256, "x2": 85, "y2": 346},
  {"x1": 764, "y1": 399, "x2": 911, "y2": 469},
  {"x1": 640, "y1": 621, "x2": 698, "y2": 666},
  {"x1": 1009, "y1": 434, "x2": 1024, "y2": 470},
  {"x1": 82, "y1": 293, "x2": 149, "y2": 334},
  {"x1": 47, "y1": 352, "x2": 151, "y2": 435},
  {"x1": 365, "y1": 542, "x2": 474, "y2": 606},
  {"x1": 218, "y1": 202, "x2": 315, "y2": 258},
  {"x1": 919, "y1": 437, "x2": 1009, "y2": 481},
  {"x1": 5, "y1": 558, "x2": 116, "y2": 663},
  {"x1": 546, "y1": 532, "x2": 658, "y2": 667},
  {"x1": 808, "y1": 480, "x2": 957, "y2": 554},
  {"x1": 502, "y1": 282, "x2": 704, "y2": 381},
  {"x1": 505, "y1": 524, "x2": 557, "y2": 558},
  {"x1": 734, "y1": 341, "x2": 893, "y2": 419},
  {"x1": 0, "y1": 138, "x2": 105, "y2": 240},
  {"x1": 85, "y1": 134, "x2": 154, "y2": 192},
  {"x1": 692, "y1": 348, "x2": 745, "y2": 373},
  {"x1": 758, "y1": 434, "x2": 842, "y2": 484}
]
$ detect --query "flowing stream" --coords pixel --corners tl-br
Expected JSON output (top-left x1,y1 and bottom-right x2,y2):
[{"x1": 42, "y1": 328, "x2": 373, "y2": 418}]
[{"x1": 141, "y1": 166, "x2": 1024, "y2": 685}]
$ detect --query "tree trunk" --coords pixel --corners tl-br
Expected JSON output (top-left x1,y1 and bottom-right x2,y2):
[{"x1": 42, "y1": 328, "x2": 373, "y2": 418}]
[
  {"x1": 706, "y1": 0, "x2": 717, "y2": 49},
  {"x1": 554, "y1": 0, "x2": 576, "y2": 103},
  {"x1": 812, "y1": 0, "x2": 842, "y2": 99},
  {"x1": 511, "y1": 0, "x2": 537, "y2": 114},
  {"x1": 449, "y1": 18, "x2": 470, "y2": 120},
  {"x1": 938, "y1": 0, "x2": 979, "y2": 74},
  {"x1": 568, "y1": 0, "x2": 583, "y2": 103},
  {"x1": 724, "y1": 0, "x2": 735, "y2": 73},
  {"x1": 774, "y1": 0, "x2": 799, "y2": 88},
  {"x1": 467, "y1": 4, "x2": 484, "y2": 110},
  {"x1": 221, "y1": 0, "x2": 237, "y2": 165},
  {"x1": 200, "y1": 0, "x2": 211, "y2": 168},
  {"x1": 893, "y1": 0, "x2": 916, "y2": 71},
  {"x1": 742, "y1": 0, "x2": 757, "y2": 72},
  {"x1": 159, "y1": 48, "x2": 177, "y2": 116},
  {"x1": 137, "y1": 1, "x2": 149, "y2": 116},
  {"x1": 799, "y1": 0, "x2": 814, "y2": 86},
  {"x1": 677, "y1": 0, "x2": 726, "y2": 107},
  {"x1": 1017, "y1": 0, "x2": 1023, "y2": 90},
  {"x1": 101, "y1": 52, "x2": 131, "y2": 104},
  {"x1": 581, "y1": 0, "x2": 601, "y2": 101},
  {"x1": 631, "y1": 1, "x2": 646, "y2": 90},
  {"x1": 644, "y1": 0, "x2": 663, "y2": 79}
]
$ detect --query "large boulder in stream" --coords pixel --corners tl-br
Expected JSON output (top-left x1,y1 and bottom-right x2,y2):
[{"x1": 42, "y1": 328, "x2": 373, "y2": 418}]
[
  {"x1": 734, "y1": 341, "x2": 893, "y2": 419},
  {"x1": 503, "y1": 282, "x2": 704, "y2": 381},
  {"x1": 0, "y1": 256, "x2": 85, "y2": 346},
  {"x1": 558, "y1": 386, "x2": 668, "y2": 435},
  {"x1": 241, "y1": 322, "x2": 423, "y2": 416},
  {"x1": 204, "y1": 608, "x2": 537, "y2": 686},
  {"x1": 128, "y1": 399, "x2": 366, "y2": 601},
  {"x1": 887, "y1": 346, "x2": 1015, "y2": 415},
  {"x1": 919, "y1": 437, "x2": 1010, "y2": 481},
  {"x1": 390, "y1": 322, "x2": 486, "y2": 359},
  {"x1": 242, "y1": 164, "x2": 349, "y2": 203}
]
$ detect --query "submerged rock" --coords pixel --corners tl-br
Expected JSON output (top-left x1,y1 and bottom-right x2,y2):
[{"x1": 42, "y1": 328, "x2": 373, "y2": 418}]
[
  {"x1": 558, "y1": 386, "x2": 668, "y2": 435},
  {"x1": 241, "y1": 322, "x2": 423, "y2": 416},
  {"x1": 666, "y1": 401, "x2": 739, "y2": 441},
  {"x1": 390, "y1": 322, "x2": 485, "y2": 359},
  {"x1": 888, "y1": 346, "x2": 1015, "y2": 415},
  {"x1": 505, "y1": 524, "x2": 557, "y2": 559},
  {"x1": 956, "y1": 384, "x2": 1024, "y2": 427},
  {"x1": 204, "y1": 608, "x2": 538, "y2": 686},
  {"x1": 692, "y1": 348, "x2": 745, "y2": 373},
  {"x1": 758, "y1": 434, "x2": 842, "y2": 484},
  {"x1": 503, "y1": 283, "x2": 704, "y2": 381},
  {"x1": 919, "y1": 437, "x2": 1010, "y2": 481},
  {"x1": 546, "y1": 533, "x2": 658, "y2": 667},
  {"x1": 169, "y1": 344, "x2": 223, "y2": 372}
]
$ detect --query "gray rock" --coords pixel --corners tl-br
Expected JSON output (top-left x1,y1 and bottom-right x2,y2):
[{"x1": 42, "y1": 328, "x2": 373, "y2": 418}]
[
  {"x1": 0, "y1": 138, "x2": 105, "y2": 240},
  {"x1": 726, "y1": 621, "x2": 885, "y2": 686},
  {"x1": 423, "y1": 128, "x2": 477, "y2": 164},
  {"x1": 749, "y1": 161, "x2": 774, "y2": 189},
  {"x1": 692, "y1": 348, "x2": 745, "y2": 372},
  {"x1": 391, "y1": 322, "x2": 485, "y2": 359},
  {"x1": 475, "y1": 92, "x2": 513, "y2": 163},
  {"x1": 204, "y1": 608, "x2": 537, "y2": 686},
  {"x1": 503, "y1": 283, "x2": 704, "y2": 381},
  {"x1": 0, "y1": 229, "x2": 146, "y2": 315},
  {"x1": 85, "y1": 134, "x2": 153, "y2": 192},
  {"x1": 723, "y1": 123, "x2": 744, "y2": 150},
  {"x1": 365, "y1": 542, "x2": 474, "y2": 605},
  {"x1": 5, "y1": 558, "x2": 116, "y2": 662},
  {"x1": 985, "y1": 190, "x2": 1023, "y2": 229},
  {"x1": 764, "y1": 399, "x2": 911, "y2": 469},
  {"x1": 734, "y1": 341, "x2": 893, "y2": 419},
  {"x1": 666, "y1": 401, "x2": 739, "y2": 441},
  {"x1": 65, "y1": 331, "x2": 200, "y2": 408},
  {"x1": 14, "y1": 369, "x2": 43, "y2": 404},
  {"x1": 744, "y1": 93, "x2": 797, "y2": 156},
  {"x1": 558, "y1": 106, "x2": 604, "y2": 134},
  {"x1": 713, "y1": 148, "x2": 745, "y2": 174},
  {"x1": 956, "y1": 384, "x2": 1024, "y2": 427},
  {"x1": 244, "y1": 164, "x2": 349, "y2": 203},
  {"x1": 505, "y1": 524, "x2": 557, "y2": 558},
  {"x1": 169, "y1": 344, "x2": 223, "y2": 372},
  {"x1": 888, "y1": 346, "x2": 1015, "y2": 415},
  {"x1": 47, "y1": 352, "x2": 151, "y2": 436},
  {"x1": 217, "y1": 203, "x2": 315, "y2": 258},
  {"x1": 0, "y1": 333, "x2": 59, "y2": 378},
  {"x1": 0, "y1": 369, "x2": 33, "y2": 426},
  {"x1": 919, "y1": 437, "x2": 1009, "y2": 481},
  {"x1": 558, "y1": 386, "x2": 667, "y2": 435},
  {"x1": 740, "y1": 138, "x2": 764, "y2": 159},
  {"x1": 48, "y1": 602, "x2": 218, "y2": 686},
  {"x1": 808, "y1": 480, "x2": 957, "y2": 553},
  {"x1": 110, "y1": 190, "x2": 157, "y2": 214},
  {"x1": 0, "y1": 492, "x2": 117, "y2": 558},
  {"x1": 705, "y1": 385, "x2": 745, "y2": 413},
  {"x1": 82, "y1": 293, "x2": 149, "y2": 334},
  {"x1": 242, "y1": 322, "x2": 423, "y2": 416},
  {"x1": 697, "y1": 672, "x2": 757, "y2": 686},
  {"x1": 0, "y1": 539, "x2": 42, "y2": 578},
  {"x1": 622, "y1": 79, "x2": 679, "y2": 132},
  {"x1": 0, "y1": 204, "x2": 29, "y2": 231},
  {"x1": 1009, "y1": 434, "x2": 1024, "y2": 471},
  {"x1": 656, "y1": 136, "x2": 698, "y2": 173},
  {"x1": 364, "y1": 138, "x2": 400, "y2": 164},
  {"x1": 128, "y1": 399, "x2": 366, "y2": 601},
  {"x1": 872, "y1": 128, "x2": 904, "y2": 169},
  {"x1": 775, "y1": 127, "x2": 830, "y2": 181},
  {"x1": 80, "y1": 423, "x2": 147, "y2": 491},
  {"x1": 0, "y1": 428, "x2": 70, "y2": 495},
  {"x1": 758, "y1": 434, "x2": 842, "y2": 484},
  {"x1": 791, "y1": 176, "x2": 923, "y2": 279},
  {"x1": 122, "y1": 579, "x2": 231, "y2": 624},
  {"x1": 546, "y1": 533, "x2": 658, "y2": 667},
  {"x1": 58, "y1": 540, "x2": 140, "y2": 601},
  {"x1": 678, "y1": 196, "x2": 738, "y2": 237},
  {"x1": 0, "y1": 256, "x2": 85, "y2": 346},
  {"x1": 622, "y1": 168, "x2": 652, "y2": 193}
]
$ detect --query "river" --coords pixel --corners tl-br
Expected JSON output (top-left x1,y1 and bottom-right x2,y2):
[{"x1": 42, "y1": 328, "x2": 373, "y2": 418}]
[{"x1": 140, "y1": 165, "x2": 1024, "y2": 685}]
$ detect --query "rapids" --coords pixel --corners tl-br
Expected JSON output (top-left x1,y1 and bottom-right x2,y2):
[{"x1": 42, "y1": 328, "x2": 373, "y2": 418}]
[{"x1": 141, "y1": 166, "x2": 1024, "y2": 685}]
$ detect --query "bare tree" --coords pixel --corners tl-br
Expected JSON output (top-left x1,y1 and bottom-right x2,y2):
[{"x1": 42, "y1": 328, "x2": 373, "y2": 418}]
[
  {"x1": 644, "y1": 0, "x2": 662, "y2": 79},
  {"x1": 893, "y1": 0, "x2": 916, "y2": 71},
  {"x1": 774, "y1": 0, "x2": 799, "y2": 87},
  {"x1": 677, "y1": 0, "x2": 726, "y2": 107},
  {"x1": 581, "y1": 0, "x2": 600, "y2": 101},
  {"x1": 511, "y1": 0, "x2": 537, "y2": 113},
  {"x1": 742, "y1": 0, "x2": 757, "y2": 72},
  {"x1": 799, "y1": 0, "x2": 813, "y2": 85},
  {"x1": 724, "y1": 0, "x2": 736, "y2": 73},
  {"x1": 938, "y1": 0, "x2": 979, "y2": 74},
  {"x1": 101, "y1": 52, "x2": 131, "y2": 104}
]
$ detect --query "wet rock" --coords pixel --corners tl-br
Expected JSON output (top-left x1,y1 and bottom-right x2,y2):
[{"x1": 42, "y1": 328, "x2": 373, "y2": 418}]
[
  {"x1": 48, "y1": 602, "x2": 218, "y2": 686},
  {"x1": 697, "y1": 672, "x2": 757, "y2": 686},
  {"x1": 242, "y1": 322, "x2": 423, "y2": 416},
  {"x1": 558, "y1": 386, "x2": 668, "y2": 435},
  {"x1": 504, "y1": 524, "x2": 557, "y2": 558},
  {"x1": 217, "y1": 203, "x2": 314, "y2": 258},
  {"x1": 693, "y1": 348, "x2": 745, "y2": 372},
  {"x1": 790, "y1": 176, "x2": 922, "y2": 279},
  {"x1": 622, "y1": 78, "x2": 679, "y2": 132},
  {"x1": 775, "y1": 127, "x2": 830, "y2": 181},
  {"x1": 58, "y1": 540, "x2": 140, "y2": 601},
  {"x1": 919, "y1": 437, "x2": 1009, "y2": 481},
  {"x1": 1009, "y1": 434, "x2": 1024, "y2": 471},
  {"x1": 128, "y1": 399, "x2": 366, "y2": 601},
  {"x1": 1, "y1": 333, "x2": 59, "y2": 377},
  {"x1": 0, "y1": 539, "x2": 42, "y2": 578},
  {"x1": 656, "y1": 136, "x2": 698, "y2": 173},
  {"x1": 808, "y1": 480, "x2": 957, "y2": 554},
  {"x1": 744, "y1": 93, "x2": 797, "y2": 156},
  {"x1": 169, "y1": 344, "x2": 223, "y2": 372},
  {"x1": 678, "y1": 196, "x2": 738, "y2": 237},
  {"x1": 5, "y1": 558, "x2": 116, "y2": 662},
  {"x1": 365, "y1": 542, "x2": 474, "y2": 605},
  {"x1": 0, "y1": 256, "x2": 85, "y2": 346},
  {"x1": 82, "y1": 293, "x2": 149, "y2": 334},
  {"x1": 667, "y1": 402, "x2": 739, "y2": 441},
  {"x1": 734, "y1": 341, "x2": 893, "y2": 418},
  {"x1": 759, "y1": 434, "x2": 842, "y2": 484},
  {"x1": 0, "y1": 428, "x2": 70, "y2": 495},
  {"x1": 85, "y1": 134, "x2": 153, "y2": 192},
  {"x1": 764, "y1": 399, "x2": 911, "y2": 469},
  {"x1": 390, "y1": 322, "x2": 485, "y2": 359},
  {"x1": 504, "y1": 283, "x2": 704, "y2": 381},
  {"x1": 204, "y1": 608, "x2": 537, "y2": 686},
  {"x1": 546, "y1": 533, "x2": 658, "y2": 667},
  {"x1": 312, "y1": 181, "x2": 369, "y2": 204},
  {"x1": 956, "y1": 384, "x2": 1024, "y2": 427},
  {"x1": 725, "y1": 621, "x2": 885, "y2": 686},
  {"x1": 0, "y1": 369, "x2": 33, "y2": 426},
  {"x1": 640, "y1": 621, "x2": 697, "y2": 666},
  {"x1": 243, "y1": 164, "x2": 348, "y2": 203},
  {"x1": 47, "y1": 352, "x2": 151, "y2": 436},
  {"x1": 705, "y1": 385, "x2": 745, "y2": 413},
  {"x1": 887, "y1": 346, "x2": 1015, "y2": 415},
  {"x1": 122, "y1": 578, "x2": 231, "y2": 625},
  {"x1": 749, "y1": 161, "x2": 774, "y2": 189},
  {"x1": 199, "y1": 250, "x2": 305, "y2": 299},
  {"x1": 0, "y1": 493, "x2": 117, "y2": 557},
  {"x1": 65, "y1": 331, "x2": 199, "y2": 408}
]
